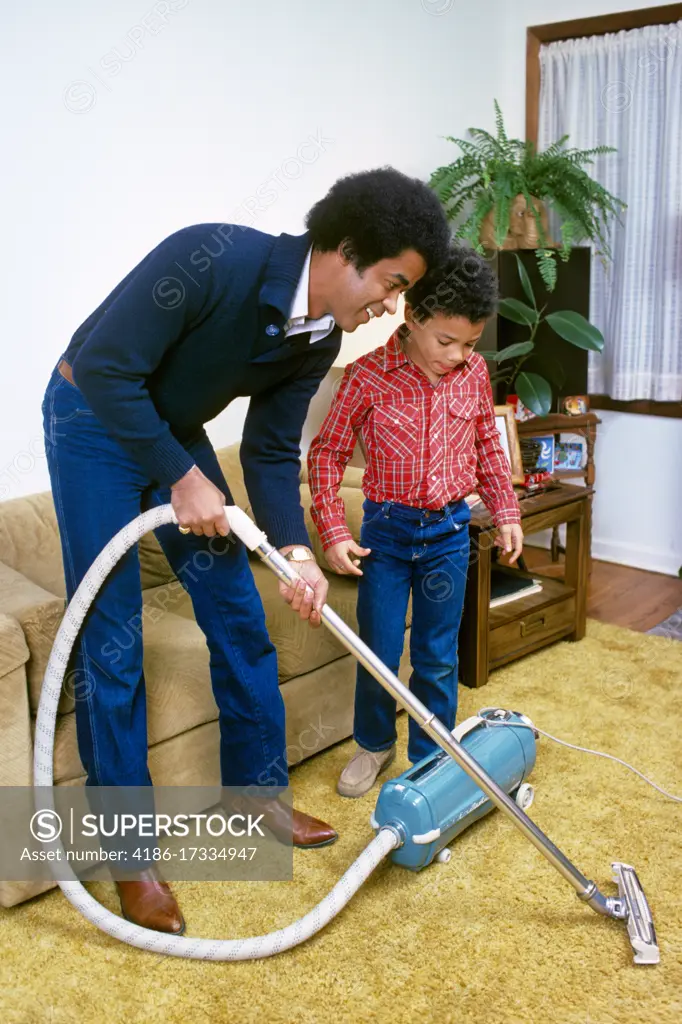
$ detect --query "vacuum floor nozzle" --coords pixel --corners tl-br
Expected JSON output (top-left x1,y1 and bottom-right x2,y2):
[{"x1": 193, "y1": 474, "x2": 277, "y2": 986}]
[{"x1": 612, "y1": 862, "x2": 660, "y2": 965}]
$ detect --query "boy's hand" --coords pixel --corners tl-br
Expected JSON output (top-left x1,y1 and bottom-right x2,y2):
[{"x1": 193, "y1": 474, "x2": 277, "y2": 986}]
[
  {"x1": 494, "y1": 523, "x2": 524, "y2": 564},
  {"x1": 325, "y1": 539, "x2": 371, "y2": 576}
]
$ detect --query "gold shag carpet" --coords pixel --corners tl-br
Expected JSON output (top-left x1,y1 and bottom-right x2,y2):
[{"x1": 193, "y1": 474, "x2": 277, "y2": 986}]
[{"x1": 1, "y1": 620, "x2": 681, "y2": 1024}]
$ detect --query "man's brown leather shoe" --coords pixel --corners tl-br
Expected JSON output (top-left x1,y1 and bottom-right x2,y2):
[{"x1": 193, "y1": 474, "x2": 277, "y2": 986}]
[
  {"x1": 235, "y1": 796, "x2": 338, "y2": 848},
  {"x1": 291, "y1": 806, "x2": 338, "y2": 848},
  {"x1": 115, "y1": 868, "x2": 185, "y2": 934}
]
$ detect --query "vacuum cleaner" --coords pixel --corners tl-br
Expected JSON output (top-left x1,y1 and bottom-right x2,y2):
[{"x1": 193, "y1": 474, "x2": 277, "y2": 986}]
[
  {"x1": 33, "y1": 504, "x2": 662, "y2": 965},
  {"x1": 372, "y1": 706, "x2": 538, "y2": 872}
]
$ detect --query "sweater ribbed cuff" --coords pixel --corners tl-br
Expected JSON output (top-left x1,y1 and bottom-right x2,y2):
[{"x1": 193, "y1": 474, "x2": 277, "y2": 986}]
[
  {"x1": 258, "y1": 509, "x2": 312, "y2": 552},
  {"x1": 142, "y1": 436, "x2": 196, "y2": 487}
]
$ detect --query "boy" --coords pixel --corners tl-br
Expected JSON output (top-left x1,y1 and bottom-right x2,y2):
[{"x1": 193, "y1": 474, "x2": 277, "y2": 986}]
[{"x1": 307, "y1": 247, "x2": 524, "y2": 797}]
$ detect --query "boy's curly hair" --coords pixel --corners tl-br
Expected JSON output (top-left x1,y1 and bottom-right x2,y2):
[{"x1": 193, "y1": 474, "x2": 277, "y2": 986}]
[
  {"x1": 305, "y1": 167, "x2": 450, "y2": 272},
  {"x1": 405, "y1": 246, "x2": 498, "y2": 324}
]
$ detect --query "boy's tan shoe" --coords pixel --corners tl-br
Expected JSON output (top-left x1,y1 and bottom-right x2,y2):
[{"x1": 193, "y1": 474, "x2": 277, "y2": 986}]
[{"x1": 337, "y1": 745, "x2": 396, "y2": 798}]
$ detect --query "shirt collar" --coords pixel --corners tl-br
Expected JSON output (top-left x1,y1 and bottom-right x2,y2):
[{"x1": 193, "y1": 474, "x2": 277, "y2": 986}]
[
  {"x1": 383, "y1": 328, "x2": 411, "y2": 372},
  {"x1": 258, "y1": 231, "x2": 312, "y2": 316},
  {"x1": 287, "y1": 247, "x2": 312, "y2": 323}
]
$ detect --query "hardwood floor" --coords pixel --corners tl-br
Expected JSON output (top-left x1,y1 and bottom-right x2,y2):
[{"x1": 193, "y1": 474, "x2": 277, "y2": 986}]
[{"x1": 522, "y1": 546, "x2": 682, "y2": 632}]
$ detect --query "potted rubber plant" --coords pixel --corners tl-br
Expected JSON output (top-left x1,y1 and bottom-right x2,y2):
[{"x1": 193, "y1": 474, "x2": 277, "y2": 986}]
[
  {"x1": 482, "y1": 253, "x2": 604, "y2": 416},
  {"x1": 430, "y1": 100, "x2": 626, "y2": 290}
]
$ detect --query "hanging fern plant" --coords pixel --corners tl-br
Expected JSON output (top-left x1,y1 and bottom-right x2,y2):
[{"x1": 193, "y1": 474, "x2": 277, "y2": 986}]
[{"x1": 430, "y1": 101, "x2": 626, "y2": 290}]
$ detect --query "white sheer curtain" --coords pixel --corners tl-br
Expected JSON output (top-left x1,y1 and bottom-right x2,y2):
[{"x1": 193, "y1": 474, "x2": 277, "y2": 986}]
[{"x1": 538, "y1": 21, "x2": 682, "y2": 401}]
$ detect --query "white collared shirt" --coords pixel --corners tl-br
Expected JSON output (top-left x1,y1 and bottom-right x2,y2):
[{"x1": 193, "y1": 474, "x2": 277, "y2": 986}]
[{"x1": 284, "y1": 248, "x2": 336, "y2": 343}]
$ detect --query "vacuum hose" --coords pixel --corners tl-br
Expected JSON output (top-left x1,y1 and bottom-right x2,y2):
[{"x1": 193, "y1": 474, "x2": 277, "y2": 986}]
[{"x1": 34, "y1": 504, "x2": 399, "y2": 960}]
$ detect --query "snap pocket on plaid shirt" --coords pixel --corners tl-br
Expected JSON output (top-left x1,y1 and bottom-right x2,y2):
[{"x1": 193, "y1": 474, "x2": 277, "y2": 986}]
[
  {"x1": 448, "y1": 395, "x2": 478, "y2": 446},
  {"x1": 448, "y1": 395, "x2": 478, "y2": 420},
  {"x1": 370, "y1": 403, "x2": 421, "y2": 459}
]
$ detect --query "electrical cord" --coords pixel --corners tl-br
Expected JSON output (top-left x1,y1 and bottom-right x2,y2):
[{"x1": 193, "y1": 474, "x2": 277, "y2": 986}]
[{"x1": 484, "y1": 719, "x2": 682, "y2": 804}]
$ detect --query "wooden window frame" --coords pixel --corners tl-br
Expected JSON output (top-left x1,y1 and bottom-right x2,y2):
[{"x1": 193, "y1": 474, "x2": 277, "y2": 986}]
[{"x1": 526, "y1": 4, "x2": 682, "y2": 419}]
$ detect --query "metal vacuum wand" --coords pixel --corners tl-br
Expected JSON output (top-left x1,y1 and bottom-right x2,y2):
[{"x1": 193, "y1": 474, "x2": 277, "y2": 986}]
[
  {"x1": 264, "y1": 542, "x2": 612, "y2": 910},
  {"x1": 222, "y1": 505, "x2": 659, "y2": 965}
]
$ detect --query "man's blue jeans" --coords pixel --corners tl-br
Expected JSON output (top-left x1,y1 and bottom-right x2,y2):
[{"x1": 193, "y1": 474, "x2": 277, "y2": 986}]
[
  {"x1": 42, "y1": 365, "x2": 287, "y2": 790},
  {"x1": 354, "y1": 497, "x2": 470, "y2": 764}
]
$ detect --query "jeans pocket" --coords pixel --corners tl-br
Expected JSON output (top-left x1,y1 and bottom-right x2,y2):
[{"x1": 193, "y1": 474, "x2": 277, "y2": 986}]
[
  {"x1": 46, "y1": 378, "x2": 96, "y2": 446},
  {"x1": 446, "y1": 509, "x2": 466, "y2": 536},
  {"x1": 447, "y1": 498, "x2": 471, "y2": 531},
  {"x1": 362, "y1": 499, "x2": 387, "y2": 526},
  {"x1": 54, "y1": 406, "x2": 96, "y2": 425}
]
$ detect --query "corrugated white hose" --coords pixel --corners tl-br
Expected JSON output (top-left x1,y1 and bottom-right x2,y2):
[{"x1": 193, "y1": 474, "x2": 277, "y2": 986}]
[{"x1": 33, "y1": 504, "x2": 399, "y2": 959}]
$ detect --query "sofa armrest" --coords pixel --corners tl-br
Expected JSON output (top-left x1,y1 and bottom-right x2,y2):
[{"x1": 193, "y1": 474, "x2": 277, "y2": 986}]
[
  {"x1": 0, "y1": 560, "x2": 66, "y2": 714},
  {"x1": 0, "y1": 611, "x2": 32, "y2": 785},
  {"x1": 0, "y1": 614, "x2": 51, "y2": 908}
]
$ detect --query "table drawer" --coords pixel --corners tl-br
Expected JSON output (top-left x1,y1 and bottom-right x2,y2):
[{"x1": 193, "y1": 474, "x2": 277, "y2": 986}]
[{"x1": 489, "y1": 596, "x2": 576, "y2": 664}]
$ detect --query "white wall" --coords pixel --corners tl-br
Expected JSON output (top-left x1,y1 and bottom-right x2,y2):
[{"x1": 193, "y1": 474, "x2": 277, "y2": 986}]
[
  {"x1": 1, "y1": 0, "x2": 508, "y2": 501},
  {"x1": 2, "y1": 0, "x2": 680, "y2": 576},
  {"x1": 590, "y1": 410, "x2": 682, "y2": 575}
]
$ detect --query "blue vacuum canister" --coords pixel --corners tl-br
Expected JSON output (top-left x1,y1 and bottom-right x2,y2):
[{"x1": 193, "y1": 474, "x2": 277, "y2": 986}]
[{"x1": 372, "y1": 708, "x2": 537, "y2": 871}]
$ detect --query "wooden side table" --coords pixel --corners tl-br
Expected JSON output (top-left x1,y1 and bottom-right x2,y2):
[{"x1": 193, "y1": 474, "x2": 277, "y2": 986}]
[
  {"x1": 458, "y1": 483, "x2": 591, "y2": 688},
  {"x1": 516, "y1": 412, "x2": 600, "y2": 566}
]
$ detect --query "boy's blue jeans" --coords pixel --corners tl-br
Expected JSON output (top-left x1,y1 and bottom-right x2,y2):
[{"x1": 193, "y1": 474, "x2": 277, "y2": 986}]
[
  {"x1": 42, "y1": 365, "x2": 287, "y2": 791},
  {"x1": 355, "y1": 497, "x2": 470, "y2": 764}
]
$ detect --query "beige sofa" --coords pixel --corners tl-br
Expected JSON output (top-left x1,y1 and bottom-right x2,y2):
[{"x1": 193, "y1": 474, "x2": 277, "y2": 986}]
[{"x1": 0, "y1": 443, "x2": 411, "y2": 907}]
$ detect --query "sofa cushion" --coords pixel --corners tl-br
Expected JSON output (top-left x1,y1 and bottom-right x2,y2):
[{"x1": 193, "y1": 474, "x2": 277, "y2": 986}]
[
  {"x1": 20, "y1": 549, "x2": 404, "y2": 719},
  {"x1": 146, "y1": 558, "x2": 412, "y2": 682},
  {"x1": 142, "y1": 566, "x2": 362, "y2": 682},
  {"x1": 250, "y1": 562, "x2": 365, "y2": 679}
]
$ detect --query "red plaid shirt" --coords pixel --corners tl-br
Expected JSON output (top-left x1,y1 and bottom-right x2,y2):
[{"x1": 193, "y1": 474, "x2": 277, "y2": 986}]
[{"x1": 307, "y1": 329, "x2": 521, "y2": 550}]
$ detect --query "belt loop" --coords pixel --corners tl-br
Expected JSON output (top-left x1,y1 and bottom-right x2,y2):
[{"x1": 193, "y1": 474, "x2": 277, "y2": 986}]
[{"x1": 382, "y1": 501, "x2": 391, "y2": 518}]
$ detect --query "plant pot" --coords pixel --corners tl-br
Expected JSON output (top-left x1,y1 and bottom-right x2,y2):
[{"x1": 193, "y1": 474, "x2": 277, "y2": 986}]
[{"x1": 480, "y1": 194, "x2": 554, "y2": 250}]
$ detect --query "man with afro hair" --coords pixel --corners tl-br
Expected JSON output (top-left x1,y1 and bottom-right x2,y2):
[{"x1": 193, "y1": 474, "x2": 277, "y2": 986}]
[{"x1": 42, "y1": 168, "x2": 449, "y2": 933}]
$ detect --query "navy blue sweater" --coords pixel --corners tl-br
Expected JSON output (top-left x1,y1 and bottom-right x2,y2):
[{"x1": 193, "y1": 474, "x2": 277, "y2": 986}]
[{"x1": 64, "y1": 225, "x2": 341, "y2": 549}]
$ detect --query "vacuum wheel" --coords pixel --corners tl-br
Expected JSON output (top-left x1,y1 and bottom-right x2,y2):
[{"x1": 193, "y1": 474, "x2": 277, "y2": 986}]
[{"x1": 515, "y1": 783, "x2": 534, "y2": 810}]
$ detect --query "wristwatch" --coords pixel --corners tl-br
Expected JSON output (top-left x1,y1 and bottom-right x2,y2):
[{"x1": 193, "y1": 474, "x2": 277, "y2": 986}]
[{"x1": 284, "y1": 546, "x2": 315, "y2": 564}]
